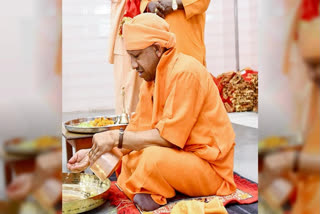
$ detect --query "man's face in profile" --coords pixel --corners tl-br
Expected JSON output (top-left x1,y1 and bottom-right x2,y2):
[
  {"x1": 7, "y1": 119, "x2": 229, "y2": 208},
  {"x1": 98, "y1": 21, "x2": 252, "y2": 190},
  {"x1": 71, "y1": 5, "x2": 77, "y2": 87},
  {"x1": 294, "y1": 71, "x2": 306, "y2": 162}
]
[{"x1": 127, "y1": 45, "x2": 161, "y2": 82}]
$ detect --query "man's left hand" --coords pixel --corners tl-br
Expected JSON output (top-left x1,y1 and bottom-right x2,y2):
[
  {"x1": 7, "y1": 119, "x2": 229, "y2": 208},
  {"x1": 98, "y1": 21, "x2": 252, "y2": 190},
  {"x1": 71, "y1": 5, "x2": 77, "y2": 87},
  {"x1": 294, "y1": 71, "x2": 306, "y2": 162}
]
[
  {"x1": 89, "y1": 130, "x2": 118, "y2": 164},
  {"x1": 6, "y1": 173, "x2": 34, "y2": 200}
]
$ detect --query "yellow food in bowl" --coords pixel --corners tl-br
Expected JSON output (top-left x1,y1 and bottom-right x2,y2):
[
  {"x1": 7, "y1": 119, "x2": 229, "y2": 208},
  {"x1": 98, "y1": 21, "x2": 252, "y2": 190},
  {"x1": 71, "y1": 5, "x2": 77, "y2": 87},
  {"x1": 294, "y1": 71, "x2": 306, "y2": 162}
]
[
  {"x1": 89, "y1": 117, "x2": 114, "y2": 127},
  {"x1": 35, "y1": 136, "x2": 60, "y2": 149},
  {"x1": 259, "y1": 136, "x2": 288, "y2": 150}
]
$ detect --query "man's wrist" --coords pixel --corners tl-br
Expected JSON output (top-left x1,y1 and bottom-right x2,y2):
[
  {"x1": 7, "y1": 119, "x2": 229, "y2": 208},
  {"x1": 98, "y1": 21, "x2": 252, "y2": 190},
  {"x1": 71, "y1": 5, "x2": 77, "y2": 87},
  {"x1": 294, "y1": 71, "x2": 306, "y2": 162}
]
[
  {"x1": 113, "y1": 129, "x2": 120, "y2": 148},
  {"x1": 293, "y1": 151, "x2": 300, "y2": 172},
  {"x1": 117, "y1": 128, "x2": 125, "y2": 149}
]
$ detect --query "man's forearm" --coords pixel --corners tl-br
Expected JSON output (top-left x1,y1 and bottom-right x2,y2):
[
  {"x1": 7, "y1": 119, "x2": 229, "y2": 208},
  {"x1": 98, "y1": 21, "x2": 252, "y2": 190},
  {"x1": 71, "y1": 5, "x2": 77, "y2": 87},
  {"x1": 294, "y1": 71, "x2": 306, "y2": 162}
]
[
  {"x1": 122, "y1": 129, "x2": 174, "y2": 151},
  {"x1": 298, "y1": 153, "x2": 320, "y2": 174}
]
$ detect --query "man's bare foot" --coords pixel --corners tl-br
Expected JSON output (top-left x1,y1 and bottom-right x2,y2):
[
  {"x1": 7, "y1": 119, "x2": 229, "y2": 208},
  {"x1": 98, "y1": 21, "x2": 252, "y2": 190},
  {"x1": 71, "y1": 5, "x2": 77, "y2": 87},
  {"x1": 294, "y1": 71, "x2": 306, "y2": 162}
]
[{"x1": 133, "y1": 193, "x2": 160, "y2": 211}]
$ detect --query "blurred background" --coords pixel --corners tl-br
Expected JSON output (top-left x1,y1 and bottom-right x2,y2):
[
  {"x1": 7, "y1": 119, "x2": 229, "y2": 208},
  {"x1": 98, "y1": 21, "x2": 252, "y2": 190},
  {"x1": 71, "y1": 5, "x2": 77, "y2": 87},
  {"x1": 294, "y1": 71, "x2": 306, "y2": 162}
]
[
  {"x1": 62, "y1": 0, "x2": 258, "y2": 112},
  {"x1": 0, "y1": 0, "x2": 62, "y2": 213},
  {"x1": 258, "y1": 0, "x2": 320, "y2": 213}
]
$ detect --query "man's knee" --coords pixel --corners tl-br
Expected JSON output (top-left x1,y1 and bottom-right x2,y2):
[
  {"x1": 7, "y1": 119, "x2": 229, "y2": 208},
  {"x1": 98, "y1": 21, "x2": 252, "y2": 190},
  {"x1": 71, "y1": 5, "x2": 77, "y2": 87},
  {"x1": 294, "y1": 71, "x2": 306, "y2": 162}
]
[{"x1": 141, "y1": 146, "x2": 167, "y2": 169}]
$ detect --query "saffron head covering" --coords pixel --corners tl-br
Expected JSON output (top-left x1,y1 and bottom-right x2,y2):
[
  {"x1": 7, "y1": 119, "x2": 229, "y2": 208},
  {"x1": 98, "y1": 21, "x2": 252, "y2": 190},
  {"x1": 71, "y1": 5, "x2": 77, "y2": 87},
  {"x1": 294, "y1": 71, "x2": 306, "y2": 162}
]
[{"x1": 123, "y1": 13, "x2": 176, "y2": 50}]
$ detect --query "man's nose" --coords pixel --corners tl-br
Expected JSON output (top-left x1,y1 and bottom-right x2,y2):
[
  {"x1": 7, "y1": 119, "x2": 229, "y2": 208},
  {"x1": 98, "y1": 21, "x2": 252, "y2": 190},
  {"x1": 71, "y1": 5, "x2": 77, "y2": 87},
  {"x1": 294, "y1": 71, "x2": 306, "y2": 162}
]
[{"x1": 131, "y1": 58, "x2": 138, "y2": 70}]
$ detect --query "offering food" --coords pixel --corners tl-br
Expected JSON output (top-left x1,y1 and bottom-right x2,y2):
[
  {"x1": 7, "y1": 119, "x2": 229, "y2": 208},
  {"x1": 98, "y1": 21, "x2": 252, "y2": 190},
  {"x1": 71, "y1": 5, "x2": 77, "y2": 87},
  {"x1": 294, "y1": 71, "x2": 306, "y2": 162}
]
[
  {"x1": 259, "y1": 136, "x2": 288, "y2": 150},
  {"x1": 4, "y1": 136, "x2": 60, "y2": 156},
  {"x1": 77, "y1": 117, "x2": 114, "y2": 128},
  {"x1": 34, "y1": 136, "x2": 60, "y2": 149}
]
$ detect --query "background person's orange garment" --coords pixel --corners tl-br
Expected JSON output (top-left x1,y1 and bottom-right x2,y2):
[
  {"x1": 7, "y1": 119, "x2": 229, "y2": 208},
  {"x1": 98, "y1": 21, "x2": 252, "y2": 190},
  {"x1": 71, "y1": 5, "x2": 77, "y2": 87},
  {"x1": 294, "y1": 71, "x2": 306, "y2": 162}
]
[
  {"x1": 292, "y1": 85, "x2": 319, "y2": 214},
  {"x1": 140, "y1": 0, "x2": 209, "y2": 65},
  {"x1": 117, "y1": 48, "x2": 237, "y2": 205},
  {"x1": 109, "y1": 0, "x2": 142, "y2": 114}
]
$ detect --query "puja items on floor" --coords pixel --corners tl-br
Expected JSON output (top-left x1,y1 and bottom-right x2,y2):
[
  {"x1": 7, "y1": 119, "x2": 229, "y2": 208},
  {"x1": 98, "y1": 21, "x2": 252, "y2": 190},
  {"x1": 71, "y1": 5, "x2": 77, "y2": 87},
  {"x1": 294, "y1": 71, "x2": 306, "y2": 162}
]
[
  {"x1": 214, "y1": 68, "x2": 258, "y2": 112},
  {"x1": 62, "y1": 173, "x2": 111, "y2": 213}
]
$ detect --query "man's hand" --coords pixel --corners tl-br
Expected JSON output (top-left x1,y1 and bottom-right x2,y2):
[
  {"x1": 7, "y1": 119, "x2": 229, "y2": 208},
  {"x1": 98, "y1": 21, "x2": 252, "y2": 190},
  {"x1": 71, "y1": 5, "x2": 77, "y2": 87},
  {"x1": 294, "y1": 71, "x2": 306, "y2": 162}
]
[
  {"x1": 36, "y1": 150, "x2": 62, "y2": 177},
  {"x1": 147, "y1": 1, "x2": 165, "y2": 18},
  {"x1": 89, "y1": 130, "x2": 118, "y2": 165},
  {"x1": 307, "y1": 64, "x2": 320, "y2": 86},
  {"x1": 6, "y1": 173, "x2": 34, "y2": 201},
  {"x1": 158, "y1": 0, "x2": 174, "y2": 16},
  {"x1": 263, "y1": 150, "x2": 296, "y2": 176},
  {"x1": 67, "y1": 149, "x2": 90, "y2": 172}
]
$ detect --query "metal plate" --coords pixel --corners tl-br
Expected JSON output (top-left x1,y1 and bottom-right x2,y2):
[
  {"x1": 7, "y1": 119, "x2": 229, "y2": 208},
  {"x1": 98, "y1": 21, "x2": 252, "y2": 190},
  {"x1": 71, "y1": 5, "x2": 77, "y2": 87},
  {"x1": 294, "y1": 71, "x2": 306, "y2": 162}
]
[
  {"x1": 4, "y1": 137, "x2": 61, "y2": 156},
  {"x1": 258, "y1": 134, "x2": 303, "y2": 156},
  {"x1": 64, "y1": 115, "x2": 127, "y2": 134},
  {"x1": 62, "y1": 173, "x2": 111, "y2": 214}
]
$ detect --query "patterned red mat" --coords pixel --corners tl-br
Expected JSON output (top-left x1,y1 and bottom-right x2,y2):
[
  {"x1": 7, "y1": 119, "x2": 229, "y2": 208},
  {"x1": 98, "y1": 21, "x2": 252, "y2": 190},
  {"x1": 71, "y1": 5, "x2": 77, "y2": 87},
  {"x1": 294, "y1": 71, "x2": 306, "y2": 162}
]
[{"x1": 105, "y1": 172, "x2": 258, "y2": 214}]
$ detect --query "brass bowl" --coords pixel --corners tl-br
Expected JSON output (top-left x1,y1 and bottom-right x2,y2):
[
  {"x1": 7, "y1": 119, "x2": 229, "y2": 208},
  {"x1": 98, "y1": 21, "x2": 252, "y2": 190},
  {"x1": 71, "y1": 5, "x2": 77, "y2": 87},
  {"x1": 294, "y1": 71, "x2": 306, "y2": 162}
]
[{"x1": 62, "y1": 173, "x2": 111, "y2": 214}]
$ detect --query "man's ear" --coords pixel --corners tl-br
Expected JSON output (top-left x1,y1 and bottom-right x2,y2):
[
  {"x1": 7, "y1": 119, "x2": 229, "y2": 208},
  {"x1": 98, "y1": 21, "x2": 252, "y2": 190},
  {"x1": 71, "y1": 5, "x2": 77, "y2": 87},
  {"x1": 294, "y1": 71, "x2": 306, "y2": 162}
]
[{"x1": 153, "y1": 43, "x2": 163, "y2": 57}]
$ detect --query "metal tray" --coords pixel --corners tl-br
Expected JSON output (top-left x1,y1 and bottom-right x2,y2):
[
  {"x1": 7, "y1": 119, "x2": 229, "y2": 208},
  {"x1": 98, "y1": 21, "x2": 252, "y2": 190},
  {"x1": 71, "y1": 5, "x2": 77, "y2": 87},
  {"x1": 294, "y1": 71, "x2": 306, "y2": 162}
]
[
  {"x1": 4, "y1": 137, "x2": 61, "y2": 156},
  {"x1": 62, "y1": 173, "x2": 111, "y2": 214},
  {"x1": 258, "y1": 134, "x2": 304, "y2": 156},
  {"x1": 64, "y1": 115, "x2": 127, "y2": 134}
]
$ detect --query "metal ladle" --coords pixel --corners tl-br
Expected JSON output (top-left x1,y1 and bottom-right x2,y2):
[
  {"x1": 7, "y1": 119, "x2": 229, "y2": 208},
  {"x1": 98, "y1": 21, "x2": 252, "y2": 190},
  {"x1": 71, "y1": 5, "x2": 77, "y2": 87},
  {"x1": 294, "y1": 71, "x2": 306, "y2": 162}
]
[{"x1": 119, "y1": 87, "x2": 129, "y2": 124}]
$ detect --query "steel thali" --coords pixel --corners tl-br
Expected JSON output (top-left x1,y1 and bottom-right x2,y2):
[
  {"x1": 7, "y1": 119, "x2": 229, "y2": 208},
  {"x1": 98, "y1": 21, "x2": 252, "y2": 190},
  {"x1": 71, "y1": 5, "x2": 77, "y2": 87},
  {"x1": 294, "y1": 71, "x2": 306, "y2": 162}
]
[
  {"x1": 258, "y1": 134, "x2": 304, "y2": 156},
  {"x1": 64, "y1": 115, "x2": 127, "y2": 134},
  {"x1": 62, "y1": 173, "x2": 111, "y2": 214}
]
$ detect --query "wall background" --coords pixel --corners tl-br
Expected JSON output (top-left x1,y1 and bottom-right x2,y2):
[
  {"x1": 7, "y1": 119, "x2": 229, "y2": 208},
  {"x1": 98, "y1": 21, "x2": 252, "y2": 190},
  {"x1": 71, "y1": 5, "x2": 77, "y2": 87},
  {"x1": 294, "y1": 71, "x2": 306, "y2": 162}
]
[{"x1": 63, "y1": 0, "x2": 258, "y2": 112}]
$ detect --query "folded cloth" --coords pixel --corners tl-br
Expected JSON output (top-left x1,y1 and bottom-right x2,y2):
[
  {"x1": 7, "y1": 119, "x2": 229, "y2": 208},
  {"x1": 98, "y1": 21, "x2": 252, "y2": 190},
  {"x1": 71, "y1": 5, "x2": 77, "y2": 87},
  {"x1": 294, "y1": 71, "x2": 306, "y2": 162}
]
[{"x1": 170, "y1": 198, "x2": 227, "y2": 214}]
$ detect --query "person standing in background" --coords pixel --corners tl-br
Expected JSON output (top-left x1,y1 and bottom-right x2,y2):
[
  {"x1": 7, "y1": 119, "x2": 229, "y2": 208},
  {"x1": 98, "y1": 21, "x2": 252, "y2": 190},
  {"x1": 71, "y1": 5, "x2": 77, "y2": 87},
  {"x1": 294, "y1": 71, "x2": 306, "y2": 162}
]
[
  {"x1": 108, "y1": 0, "x2": 143, "y2": 114},
  {"x1": 263, "y1": 1, "x2": 319, "y2": 213},
  {"x1": 142, "y1": 0, "x2": 210, "y2": 66}
]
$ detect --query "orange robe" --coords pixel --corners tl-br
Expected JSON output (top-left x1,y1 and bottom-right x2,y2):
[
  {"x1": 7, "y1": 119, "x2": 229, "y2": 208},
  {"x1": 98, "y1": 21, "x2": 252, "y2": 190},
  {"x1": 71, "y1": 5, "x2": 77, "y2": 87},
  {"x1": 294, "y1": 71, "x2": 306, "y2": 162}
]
[
  {"x1": 292, "y1": 85, "x2": 319, "y2": 214},
  {"x1": 117, "y1": 48, "x2": 236, "y2": 205},
  {"x1": 140, "y1": 0, "x2": 209, "y2": 65}
]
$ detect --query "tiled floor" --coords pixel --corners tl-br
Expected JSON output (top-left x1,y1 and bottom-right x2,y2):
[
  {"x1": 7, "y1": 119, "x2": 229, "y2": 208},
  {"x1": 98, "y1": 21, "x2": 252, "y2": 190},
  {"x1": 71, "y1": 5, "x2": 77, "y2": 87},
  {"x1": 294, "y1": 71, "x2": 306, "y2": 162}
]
[{"x1": 232, "y1": 123, "x2": 258, "y2": 182}]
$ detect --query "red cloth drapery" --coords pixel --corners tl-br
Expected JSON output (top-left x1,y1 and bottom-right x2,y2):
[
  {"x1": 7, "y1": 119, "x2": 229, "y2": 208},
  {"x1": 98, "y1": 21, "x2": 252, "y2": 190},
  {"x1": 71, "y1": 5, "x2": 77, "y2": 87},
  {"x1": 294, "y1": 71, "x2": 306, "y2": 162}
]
[
  {"x1": 119, "y1": 0, "x2": 141, "y2": 36},
  {"x1": 300, "y1": 0, "x2": 319, "y2": 20},
  {"x1": 124, "y1": 0, "x2": 141, "y2": 18}
]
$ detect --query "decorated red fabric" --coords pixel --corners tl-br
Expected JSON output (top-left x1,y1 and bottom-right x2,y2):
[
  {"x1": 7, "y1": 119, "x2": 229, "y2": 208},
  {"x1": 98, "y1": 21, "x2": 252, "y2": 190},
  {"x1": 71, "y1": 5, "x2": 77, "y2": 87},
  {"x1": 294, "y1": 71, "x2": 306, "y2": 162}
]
[
  {"x1": 300, "y1": 0, "x2": 319, "y2": 21},
  {"x1": 210, "y1": 73, "x2": 223, "y2": 93},
  {"x1": 106, "y1": 181, "x2": 140, "y2": 214},
  {"x1": 212, "y1": 69, "x2": 258, "y2": 112},
  {"x1": 106, "y1": 173, "x2": 258, "y2": 214},
  {"x1": 241, "y1": 69, "x2": 258, "y2": 82}
]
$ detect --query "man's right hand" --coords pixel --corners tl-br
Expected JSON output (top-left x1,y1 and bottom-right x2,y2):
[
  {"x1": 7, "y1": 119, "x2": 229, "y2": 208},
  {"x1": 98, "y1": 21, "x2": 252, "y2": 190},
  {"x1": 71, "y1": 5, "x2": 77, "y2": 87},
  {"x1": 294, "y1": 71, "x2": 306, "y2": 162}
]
[{"x1": 67, "y1": 149, "x2": 90, "y2": 173}]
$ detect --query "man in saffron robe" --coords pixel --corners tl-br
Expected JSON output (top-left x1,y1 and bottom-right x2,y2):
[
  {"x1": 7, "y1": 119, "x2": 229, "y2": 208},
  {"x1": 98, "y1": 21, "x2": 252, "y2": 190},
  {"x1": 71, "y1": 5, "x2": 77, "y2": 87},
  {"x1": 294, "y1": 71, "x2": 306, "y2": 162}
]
[{"x1": 68, "y1": 13, "x2": 236, "y2": 211}]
